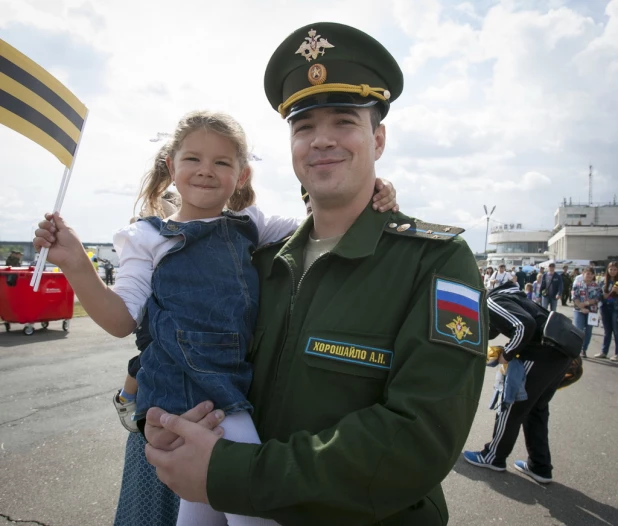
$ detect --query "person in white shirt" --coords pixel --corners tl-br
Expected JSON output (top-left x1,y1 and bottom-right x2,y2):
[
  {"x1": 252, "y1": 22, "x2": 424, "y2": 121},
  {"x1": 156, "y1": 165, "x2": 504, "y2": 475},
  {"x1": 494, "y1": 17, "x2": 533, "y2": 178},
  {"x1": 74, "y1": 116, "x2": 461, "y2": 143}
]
[
  {"x1": 484, "y1": 267, "x2": 494, "y2": 289},
  {"x1": 489, "y1": 264, "x2": 511, "y2": 290}
]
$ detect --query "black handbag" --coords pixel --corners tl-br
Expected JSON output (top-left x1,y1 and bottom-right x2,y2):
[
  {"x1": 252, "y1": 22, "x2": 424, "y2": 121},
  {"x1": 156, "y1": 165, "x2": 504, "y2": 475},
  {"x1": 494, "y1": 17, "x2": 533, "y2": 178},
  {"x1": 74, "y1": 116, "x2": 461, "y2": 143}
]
[{"x1": 542, "y1": 311, "x2": 584, "y2": 358}]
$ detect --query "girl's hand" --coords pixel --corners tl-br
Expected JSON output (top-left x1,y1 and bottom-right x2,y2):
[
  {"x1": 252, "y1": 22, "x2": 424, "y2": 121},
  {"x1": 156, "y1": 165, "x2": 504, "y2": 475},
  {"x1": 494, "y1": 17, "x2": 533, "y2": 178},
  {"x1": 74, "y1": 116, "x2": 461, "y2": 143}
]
[
  {"x1": 372, "y1": 178, "x2": 399, "y2": 213},
  {"x1": 33, "y1": 212, "x2": 89, "y2": 271},
  {"x1": 581, "y1": 308, "x2": 589, "y2": 314}
]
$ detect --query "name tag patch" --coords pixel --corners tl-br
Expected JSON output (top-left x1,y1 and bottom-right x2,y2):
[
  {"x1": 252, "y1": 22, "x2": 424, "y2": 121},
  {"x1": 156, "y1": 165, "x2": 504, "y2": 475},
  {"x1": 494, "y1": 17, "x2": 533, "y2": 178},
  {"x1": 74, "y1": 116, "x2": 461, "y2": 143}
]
[{"x1": 305, "y1": 337, "x2": 393, "y2": 370}]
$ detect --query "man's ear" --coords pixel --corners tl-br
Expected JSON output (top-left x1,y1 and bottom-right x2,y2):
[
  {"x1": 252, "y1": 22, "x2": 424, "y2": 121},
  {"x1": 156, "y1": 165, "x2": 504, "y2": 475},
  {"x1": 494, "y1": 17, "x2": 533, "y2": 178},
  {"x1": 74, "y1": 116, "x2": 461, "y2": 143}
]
[
  {"x1": 236, "y1": 166, "x2": 251, "y2": 189},
  {"x1": 165, "y1": 155, "x2": 175, "y2": 182},
  {"x1": 374, "y1": 124, "x2": 386, "y2": 161}
]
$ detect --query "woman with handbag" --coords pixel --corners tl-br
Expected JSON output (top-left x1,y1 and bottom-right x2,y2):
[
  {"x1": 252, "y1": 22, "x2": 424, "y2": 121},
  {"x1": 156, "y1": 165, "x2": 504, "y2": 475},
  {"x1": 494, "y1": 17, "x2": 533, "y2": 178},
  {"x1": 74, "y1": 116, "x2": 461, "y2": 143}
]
[
  {"x1": 572, "y1": 266, "x2": 603, "y2": 358},
  {"x1": 595, "y1": 261, "x2": 618, "y2": 360}
]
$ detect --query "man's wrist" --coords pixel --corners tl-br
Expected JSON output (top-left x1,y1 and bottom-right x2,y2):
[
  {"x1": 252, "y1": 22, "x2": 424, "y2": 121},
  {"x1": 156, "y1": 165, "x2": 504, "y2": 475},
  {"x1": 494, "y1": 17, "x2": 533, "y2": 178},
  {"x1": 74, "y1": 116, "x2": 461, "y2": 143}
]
[{"x1": 208, "y1": 439, "x2": 259, "y2": 515}]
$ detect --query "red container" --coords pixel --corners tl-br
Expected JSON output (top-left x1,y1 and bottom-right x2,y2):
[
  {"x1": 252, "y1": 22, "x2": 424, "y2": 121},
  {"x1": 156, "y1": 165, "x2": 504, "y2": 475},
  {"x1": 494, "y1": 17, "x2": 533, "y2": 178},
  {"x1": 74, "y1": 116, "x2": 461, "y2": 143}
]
[{"x1": 0, "y1": 266, "x2": 74, "y2": 335}]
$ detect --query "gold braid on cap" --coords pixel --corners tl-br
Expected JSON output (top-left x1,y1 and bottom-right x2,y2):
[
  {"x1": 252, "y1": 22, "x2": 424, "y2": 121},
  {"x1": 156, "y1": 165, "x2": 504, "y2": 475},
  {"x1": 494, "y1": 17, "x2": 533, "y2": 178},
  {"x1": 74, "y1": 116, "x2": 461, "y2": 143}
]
[{"x1": 278, "y1": 83, "x2": 390, "y2": 118}]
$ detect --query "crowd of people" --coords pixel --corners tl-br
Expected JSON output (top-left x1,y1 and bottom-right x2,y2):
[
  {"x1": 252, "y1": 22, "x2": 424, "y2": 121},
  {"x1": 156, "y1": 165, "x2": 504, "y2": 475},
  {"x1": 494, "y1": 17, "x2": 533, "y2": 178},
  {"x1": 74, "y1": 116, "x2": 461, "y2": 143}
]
[{"x1": 480, "y1": 262, "x2": 618, "y2": 361}]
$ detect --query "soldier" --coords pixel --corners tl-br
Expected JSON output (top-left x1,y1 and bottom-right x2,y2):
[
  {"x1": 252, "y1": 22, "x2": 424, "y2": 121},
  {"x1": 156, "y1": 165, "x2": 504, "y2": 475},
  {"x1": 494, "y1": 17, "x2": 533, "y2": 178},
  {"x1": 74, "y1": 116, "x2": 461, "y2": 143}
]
[
  {"x1": 561, "y1": 265, "x2": 572, "y2": 306},
  {"x1": 144, "y1": 22, "x2": 487, "y2": 525},
  {"x1": 5, "y1": 250, "x2": 22, "y2": 266}
]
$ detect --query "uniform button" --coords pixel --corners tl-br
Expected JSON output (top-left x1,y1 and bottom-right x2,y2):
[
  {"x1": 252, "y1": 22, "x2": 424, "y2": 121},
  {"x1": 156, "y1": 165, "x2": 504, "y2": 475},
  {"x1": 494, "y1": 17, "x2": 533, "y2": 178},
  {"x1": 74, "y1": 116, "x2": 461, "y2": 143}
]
[
  {"x1": 168, "y1": 224, "x2": 179, "y2": 231},
  {"x1": 426, "y1": 230, "x2": 433, "y2": 234},
  {"x1": 388, "y1": 223, "x2": 398, "y2": 228},
  {"x1": 433, "y1": 235, "x2": 440, "y2": 239},
  {"x1": 397, "y1": 224, "x2": 411, "y2": 232},
  {"x1": 444, "y1": 227, "x2": 451, "y2": 232}
]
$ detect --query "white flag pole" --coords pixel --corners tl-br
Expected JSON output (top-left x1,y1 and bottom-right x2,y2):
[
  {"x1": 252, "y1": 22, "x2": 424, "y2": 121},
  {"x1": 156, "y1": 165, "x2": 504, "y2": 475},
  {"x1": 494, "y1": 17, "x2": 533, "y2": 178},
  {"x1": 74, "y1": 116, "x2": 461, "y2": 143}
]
[
  {"x1": 31, "y1": 110, "x2": 89, "y2": 291},
  {"x1": 30, "y1": 166, "x2": 69, "y2": 286}
]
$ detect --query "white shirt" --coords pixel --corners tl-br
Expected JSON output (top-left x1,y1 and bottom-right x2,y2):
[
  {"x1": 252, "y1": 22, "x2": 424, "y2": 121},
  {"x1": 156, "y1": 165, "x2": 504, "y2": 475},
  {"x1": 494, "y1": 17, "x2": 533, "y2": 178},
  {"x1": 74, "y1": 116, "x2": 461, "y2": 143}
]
[
  {"x1": 574, "y1": 274, "x2": 584, "y2": 285},
  {"x1": 489, "y1": 271, "x2": 510, "y2": 290},
  {"x1": 113, "y1": 205, "x2": 300, "y2": 322}
]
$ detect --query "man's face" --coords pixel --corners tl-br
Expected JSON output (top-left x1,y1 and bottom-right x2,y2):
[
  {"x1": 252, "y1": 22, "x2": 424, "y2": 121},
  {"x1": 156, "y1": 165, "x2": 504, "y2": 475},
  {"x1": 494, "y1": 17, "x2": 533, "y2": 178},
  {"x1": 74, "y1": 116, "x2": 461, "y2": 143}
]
[
  {"x1": 499, "y1": 266, "x2": 506, "y2": 272},
  {"x1": 289, "y1": 107, "x2": 385, "y2": 208}
]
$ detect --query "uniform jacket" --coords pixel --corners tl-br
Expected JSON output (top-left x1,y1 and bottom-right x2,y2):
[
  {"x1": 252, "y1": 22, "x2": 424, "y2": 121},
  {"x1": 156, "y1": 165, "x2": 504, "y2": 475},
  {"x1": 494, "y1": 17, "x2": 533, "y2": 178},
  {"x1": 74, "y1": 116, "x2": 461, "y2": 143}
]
[{"x1": 208, "y1": 203, "x2": 487, "y2": 526}]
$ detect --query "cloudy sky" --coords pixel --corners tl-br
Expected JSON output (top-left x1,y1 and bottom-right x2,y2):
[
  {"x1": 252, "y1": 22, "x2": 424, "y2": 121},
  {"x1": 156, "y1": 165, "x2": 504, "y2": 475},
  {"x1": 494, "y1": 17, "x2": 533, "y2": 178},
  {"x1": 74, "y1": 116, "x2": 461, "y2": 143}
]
[{"x1": 1, "y1": 0, "x2": 616, "y2": 253}]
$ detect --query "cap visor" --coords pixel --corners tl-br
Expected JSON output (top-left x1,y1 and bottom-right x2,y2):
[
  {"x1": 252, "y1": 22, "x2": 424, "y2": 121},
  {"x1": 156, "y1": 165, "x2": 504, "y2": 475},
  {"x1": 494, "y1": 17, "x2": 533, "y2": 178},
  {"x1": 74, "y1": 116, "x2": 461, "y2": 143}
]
[{"x1": 286, "y1": 93, "x2": 381, "y2": 120}]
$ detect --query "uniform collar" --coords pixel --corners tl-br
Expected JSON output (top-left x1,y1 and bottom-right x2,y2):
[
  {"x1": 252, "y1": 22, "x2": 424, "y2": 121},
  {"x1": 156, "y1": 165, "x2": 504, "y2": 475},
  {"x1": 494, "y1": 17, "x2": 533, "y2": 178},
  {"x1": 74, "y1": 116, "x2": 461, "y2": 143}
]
[{"x1": 266, "y1": 200, "x2": 391, "y2": 276}]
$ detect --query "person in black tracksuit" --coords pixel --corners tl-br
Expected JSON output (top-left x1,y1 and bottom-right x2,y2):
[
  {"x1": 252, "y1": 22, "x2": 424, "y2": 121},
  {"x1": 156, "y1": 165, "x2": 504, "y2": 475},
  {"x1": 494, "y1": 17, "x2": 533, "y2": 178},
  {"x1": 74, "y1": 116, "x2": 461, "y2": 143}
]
[{"x1": 463, "y1": 281, "x2": 572, "y2": 483}]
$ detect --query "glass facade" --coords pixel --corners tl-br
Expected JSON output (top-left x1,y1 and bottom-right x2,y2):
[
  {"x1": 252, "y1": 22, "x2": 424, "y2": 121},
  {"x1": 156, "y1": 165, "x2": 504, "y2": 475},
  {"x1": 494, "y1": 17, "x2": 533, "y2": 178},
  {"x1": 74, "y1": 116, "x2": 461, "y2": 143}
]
[{"x1": 495, "y1": 241, "x2": 548, "y2": 253}]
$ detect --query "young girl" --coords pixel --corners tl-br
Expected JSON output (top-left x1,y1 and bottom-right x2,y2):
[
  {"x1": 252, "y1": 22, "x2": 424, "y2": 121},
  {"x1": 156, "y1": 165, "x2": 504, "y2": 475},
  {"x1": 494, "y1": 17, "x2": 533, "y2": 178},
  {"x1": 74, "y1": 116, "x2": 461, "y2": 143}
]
[
  {"x1": 524, "y1": 282, "x2": 533, "y2": 300},
  {"x1": 34, "y1": 110, "x2": 397, "y2": 526}
]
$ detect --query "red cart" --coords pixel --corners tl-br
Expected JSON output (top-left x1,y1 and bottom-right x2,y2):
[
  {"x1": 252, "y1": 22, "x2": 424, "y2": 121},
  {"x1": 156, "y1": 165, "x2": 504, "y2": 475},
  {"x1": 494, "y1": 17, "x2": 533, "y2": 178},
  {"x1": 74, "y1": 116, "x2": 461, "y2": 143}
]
[{"x1": 0, "y1": 266, "x2": 74, "y2": 335}]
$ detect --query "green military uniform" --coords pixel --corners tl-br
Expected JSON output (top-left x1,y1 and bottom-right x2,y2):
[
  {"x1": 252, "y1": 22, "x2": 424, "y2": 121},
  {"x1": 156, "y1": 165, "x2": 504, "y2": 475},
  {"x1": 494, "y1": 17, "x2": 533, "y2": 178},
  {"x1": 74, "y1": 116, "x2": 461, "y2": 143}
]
[
  {"x1": 209, "y1": 208, "x2": 487, "y2": 525},
  {"x1": 207, "y1": 22, "x2": 487, "y2": 525},
  {"x1": 5, "y1": 252, "x2": 21, "y2": 266},
  {"x1": 561, "y1": 270, "x2": 572, "y2": 306}
]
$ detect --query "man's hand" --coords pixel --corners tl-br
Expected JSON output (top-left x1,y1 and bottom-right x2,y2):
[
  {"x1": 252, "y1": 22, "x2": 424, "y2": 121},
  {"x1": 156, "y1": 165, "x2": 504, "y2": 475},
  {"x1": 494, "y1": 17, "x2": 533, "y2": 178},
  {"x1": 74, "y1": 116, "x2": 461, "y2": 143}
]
[
  {"x1": 145, "y1": 401, "x2": 225, "y2": 451},
  {"x1": 145, "y1": 411, "x2": 222, "y2": 503},
  {"x1": 372, "y1": 178, "x2": 399, "y2": 213}
]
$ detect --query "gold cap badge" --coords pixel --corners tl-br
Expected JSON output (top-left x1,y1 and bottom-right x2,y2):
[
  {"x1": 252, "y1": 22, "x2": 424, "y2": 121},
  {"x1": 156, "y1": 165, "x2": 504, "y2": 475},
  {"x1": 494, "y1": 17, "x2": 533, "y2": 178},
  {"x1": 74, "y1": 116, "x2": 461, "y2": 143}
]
[
  {"x1": 295, "y1": 29, "x2": 335, "y2": 62},
  {"x1": 308, "y1": 63, "x2": 327, "y2": 85}
]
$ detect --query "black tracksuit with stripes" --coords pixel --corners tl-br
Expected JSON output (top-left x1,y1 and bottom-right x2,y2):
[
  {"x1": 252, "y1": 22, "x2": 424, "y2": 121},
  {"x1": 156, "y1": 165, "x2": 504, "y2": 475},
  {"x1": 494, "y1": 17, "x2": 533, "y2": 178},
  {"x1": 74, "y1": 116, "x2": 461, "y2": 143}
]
[{"x1": 481, "y1": 282, "x2": 571, "y2": 477}]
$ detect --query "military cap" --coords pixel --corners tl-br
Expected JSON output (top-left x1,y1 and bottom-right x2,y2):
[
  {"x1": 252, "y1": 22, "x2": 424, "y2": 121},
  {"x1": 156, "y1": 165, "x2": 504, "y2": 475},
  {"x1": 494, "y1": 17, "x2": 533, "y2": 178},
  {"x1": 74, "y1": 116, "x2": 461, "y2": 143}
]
[{"x1": 265, "y1": 22, "x2": 404, "y2": 119}]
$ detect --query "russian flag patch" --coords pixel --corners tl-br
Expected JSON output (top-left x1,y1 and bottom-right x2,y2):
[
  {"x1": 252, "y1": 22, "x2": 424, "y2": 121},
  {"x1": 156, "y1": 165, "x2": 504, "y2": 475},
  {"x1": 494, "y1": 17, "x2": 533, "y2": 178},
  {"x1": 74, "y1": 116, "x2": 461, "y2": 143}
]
[{"x1": 430, "y1": 276, "x2": 485, "y2": 356}]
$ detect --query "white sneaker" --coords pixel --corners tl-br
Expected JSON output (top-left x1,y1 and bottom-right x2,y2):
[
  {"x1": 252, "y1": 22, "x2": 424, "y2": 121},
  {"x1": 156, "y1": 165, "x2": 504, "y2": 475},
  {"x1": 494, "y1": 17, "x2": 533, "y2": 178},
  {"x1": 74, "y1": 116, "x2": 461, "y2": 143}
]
[{"x1": 112, "y1": 390, "x2": 138, "y2": 432}]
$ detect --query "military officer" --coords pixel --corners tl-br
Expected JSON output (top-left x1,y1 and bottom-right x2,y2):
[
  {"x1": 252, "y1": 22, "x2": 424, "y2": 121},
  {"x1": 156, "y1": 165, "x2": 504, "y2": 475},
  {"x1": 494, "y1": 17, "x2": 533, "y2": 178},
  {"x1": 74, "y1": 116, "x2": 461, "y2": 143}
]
[
  {"x1": 5, "y1": 250, "x2": 22, "y2": 266},
  {"x1": 145, "y1": 22, "x2": 487, "y2": 526}
]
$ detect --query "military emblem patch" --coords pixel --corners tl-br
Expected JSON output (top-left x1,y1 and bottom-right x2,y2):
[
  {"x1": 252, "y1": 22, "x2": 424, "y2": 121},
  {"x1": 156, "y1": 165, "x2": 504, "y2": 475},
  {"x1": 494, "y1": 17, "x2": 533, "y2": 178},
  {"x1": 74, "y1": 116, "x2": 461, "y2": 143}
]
[
  {"x1": 295, "y1": 29, "x2": 335, "y2": 62},
  {"x1": 305, "y1": 337, "x2": 392, "y2": 370},
  {"x1": 429, "y1": 276, "x2": 485, "y2": 356}
]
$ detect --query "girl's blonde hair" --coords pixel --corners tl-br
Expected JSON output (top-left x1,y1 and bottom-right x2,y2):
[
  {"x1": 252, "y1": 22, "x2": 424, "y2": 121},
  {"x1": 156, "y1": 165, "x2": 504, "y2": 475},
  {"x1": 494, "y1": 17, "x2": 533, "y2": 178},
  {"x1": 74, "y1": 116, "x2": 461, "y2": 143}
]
[
  {"x1": 524, "y1": 283, "x2": 533, "y2": 292},
  {"x1": 135, "y1": 110, "x2": 256, "y2": 216}
]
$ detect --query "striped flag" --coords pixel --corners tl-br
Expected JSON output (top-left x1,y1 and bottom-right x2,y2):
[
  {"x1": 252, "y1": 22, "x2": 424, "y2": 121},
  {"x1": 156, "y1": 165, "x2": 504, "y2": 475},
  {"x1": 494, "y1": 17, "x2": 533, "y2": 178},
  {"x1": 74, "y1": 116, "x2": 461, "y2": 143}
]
[{"x1": 0, "y1": 39, "x2": 87, "y2": 168}]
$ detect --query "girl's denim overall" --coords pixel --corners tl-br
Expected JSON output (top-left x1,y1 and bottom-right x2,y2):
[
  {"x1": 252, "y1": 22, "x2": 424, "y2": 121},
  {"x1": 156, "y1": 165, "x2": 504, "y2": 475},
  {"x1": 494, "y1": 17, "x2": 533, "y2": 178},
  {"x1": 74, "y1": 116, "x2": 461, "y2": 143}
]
[{"x1": 134, "y1": 213, "x2": 259, "y2": 418}]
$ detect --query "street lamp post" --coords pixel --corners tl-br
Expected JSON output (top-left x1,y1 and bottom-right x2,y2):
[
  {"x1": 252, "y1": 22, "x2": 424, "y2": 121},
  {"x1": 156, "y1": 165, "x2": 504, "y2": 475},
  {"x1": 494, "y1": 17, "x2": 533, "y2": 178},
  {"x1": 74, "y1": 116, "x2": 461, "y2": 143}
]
[{"x1": 484, "y1": 205, "x2": 496, "y2": 255}]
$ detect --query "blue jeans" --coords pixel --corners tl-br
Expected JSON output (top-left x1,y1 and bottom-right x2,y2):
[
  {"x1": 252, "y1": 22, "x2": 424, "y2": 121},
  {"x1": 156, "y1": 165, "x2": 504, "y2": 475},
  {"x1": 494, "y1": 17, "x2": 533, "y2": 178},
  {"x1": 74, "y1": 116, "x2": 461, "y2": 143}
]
[
  {"x1": 601, "y1": 304, "x2": 618, "y2": 356},
  {"x1": 573, "y1": 310, "x2": 594, "y2": 352},
  {"x1": 542, "y1": 296, "x2": 558, "y2": 312}
]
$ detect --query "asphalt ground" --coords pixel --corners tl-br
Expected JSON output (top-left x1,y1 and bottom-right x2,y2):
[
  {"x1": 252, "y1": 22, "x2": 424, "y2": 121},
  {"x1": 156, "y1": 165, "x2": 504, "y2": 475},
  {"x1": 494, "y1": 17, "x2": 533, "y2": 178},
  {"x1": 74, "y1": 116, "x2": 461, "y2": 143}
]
[{"x1": 0, "y1": 304, "x2": 616, "y2": 525}]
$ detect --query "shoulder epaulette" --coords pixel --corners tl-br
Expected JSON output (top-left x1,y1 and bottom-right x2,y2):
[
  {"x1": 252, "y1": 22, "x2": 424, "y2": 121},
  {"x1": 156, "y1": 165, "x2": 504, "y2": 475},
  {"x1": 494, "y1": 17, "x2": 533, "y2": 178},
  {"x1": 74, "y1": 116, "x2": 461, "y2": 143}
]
[{"x1": 384, "y1": 218, "x2": 464, "y2": 241}]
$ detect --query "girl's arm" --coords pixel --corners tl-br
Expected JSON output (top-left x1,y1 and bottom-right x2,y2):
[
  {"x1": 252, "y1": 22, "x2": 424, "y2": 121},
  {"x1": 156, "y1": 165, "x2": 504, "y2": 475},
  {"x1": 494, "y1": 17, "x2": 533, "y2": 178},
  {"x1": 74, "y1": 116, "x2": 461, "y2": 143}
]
[{"x1": 33, "y1": 213, "x2": 136, "y2": 338}]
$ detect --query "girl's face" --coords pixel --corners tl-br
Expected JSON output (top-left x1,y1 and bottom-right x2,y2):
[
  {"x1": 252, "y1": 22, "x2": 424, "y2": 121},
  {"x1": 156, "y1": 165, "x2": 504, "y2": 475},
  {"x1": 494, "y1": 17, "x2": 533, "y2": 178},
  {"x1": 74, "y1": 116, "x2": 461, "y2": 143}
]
[
  {"x1": 608, "y1": 265, "x2": 617, "y2": 277},
  {"x1": 167, "y1": 129, "x2": 249, "y2": 220}
]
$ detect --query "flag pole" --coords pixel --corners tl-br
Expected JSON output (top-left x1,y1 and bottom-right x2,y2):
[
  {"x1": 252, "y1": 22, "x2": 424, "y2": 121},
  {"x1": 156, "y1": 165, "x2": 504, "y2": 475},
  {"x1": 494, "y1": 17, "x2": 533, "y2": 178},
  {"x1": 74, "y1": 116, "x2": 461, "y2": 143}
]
[
  {"x1": 30, "y1": 165, "x2": 69, "y2": 285},
  {"x1": 31, "y1": 110, "x2": 90, "y2": 291}
]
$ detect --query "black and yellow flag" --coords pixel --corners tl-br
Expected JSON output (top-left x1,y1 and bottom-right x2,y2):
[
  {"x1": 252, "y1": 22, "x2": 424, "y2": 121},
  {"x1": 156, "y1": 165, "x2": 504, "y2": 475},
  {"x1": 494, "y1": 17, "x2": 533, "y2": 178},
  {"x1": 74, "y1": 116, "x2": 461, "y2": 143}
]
[{"x1": 0, "y1": 39, "x2": 87, "y2": 168}]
